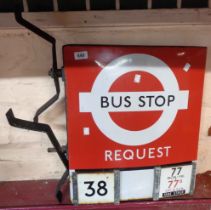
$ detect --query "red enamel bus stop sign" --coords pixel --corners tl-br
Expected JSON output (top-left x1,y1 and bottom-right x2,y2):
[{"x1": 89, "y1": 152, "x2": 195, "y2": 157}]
[{"x1": 63, "y1": 46, "x2": 206, "y2": 170}]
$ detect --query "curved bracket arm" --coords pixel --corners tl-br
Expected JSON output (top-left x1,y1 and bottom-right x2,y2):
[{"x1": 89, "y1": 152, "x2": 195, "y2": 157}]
[
  {"x1": 6, "y1": 108, "x2": 68, "y2": 169},
  {"x1": 15, "y1": 11, "x2": 61, "y2": 123}
]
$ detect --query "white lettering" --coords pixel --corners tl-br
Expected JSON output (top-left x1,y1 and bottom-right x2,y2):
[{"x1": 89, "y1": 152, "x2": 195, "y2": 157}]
[
  {"x1": 105, "y1": 150, "x2": 112, "y2": 161},
  {"x1": 114, "y1": 150, "x2": 122, "y2": 161},
  {"x1": 157, "y1": 147, "x2": 163, "y2": 158},
  {"x1": 123, "y1": 150, "x2": 134, "y2": 160},
  {"x1": 148, "y1": 148, "x2": 155, "y2": 159},
  {"x1": 164, "y1": 146, "x2": 172, "y2": 157},
  {"x1": 136, "y1": 148, "x2": 146, "y2": 159},
  {"x1": 104, "y1": 146, "x2": 172, "y2": 161}
]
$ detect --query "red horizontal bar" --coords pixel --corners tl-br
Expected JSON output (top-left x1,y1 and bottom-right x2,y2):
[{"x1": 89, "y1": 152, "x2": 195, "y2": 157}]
[
  {"x1": 1, "y1": 171, "x2": 211, "y2": 209},
  {"x1": 3, "y1": 199, "x2": 211, "y2": 210}
]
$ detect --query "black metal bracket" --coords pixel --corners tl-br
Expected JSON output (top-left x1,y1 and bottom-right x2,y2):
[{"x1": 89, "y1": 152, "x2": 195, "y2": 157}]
[
  {"x1": 5, "y1": 10, "x2": 69, "y2": 203},
  {"x1": 14, "y1": 11, "x2": 62, "y2": 123},
  {"x1": 6, "y1": 109, "x2": 68, "y2": 169},
  {"x1": 56, "y1": 169, "x2": 69, "y2": 202},
  {"x1": 6, "y1": 109, "x2": 69, "y2": 202}
]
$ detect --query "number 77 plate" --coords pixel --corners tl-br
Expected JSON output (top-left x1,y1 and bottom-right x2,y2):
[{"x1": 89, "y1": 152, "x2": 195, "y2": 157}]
[{"x1": 158, "y1": 163, "x2": 195, "y2": 198}]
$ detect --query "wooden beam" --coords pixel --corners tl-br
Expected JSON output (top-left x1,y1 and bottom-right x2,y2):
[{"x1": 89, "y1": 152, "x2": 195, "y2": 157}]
[
  {"x1": 148, "y1": 0, "x2": 152, "y2": 9},
  {"x1": 1, "y1": 9, "x2": 211, "y2": 29},
  {"x1": 1, "y1": 172, "x2": 211, "y2": 208},
  {"x1": 22, "y1": 0, "x2": 29, "y2": 12},
  {"x1": 177, "y1": 0, "x2": 182, "y2": 9},
  {"x1": 86, "y1": 0, "x2": 91, "y2": 11},
  {"x1": 209, "y1": 0, "x2": 211, "y2": 8},
  {"x1": 115, "y1": 0, "x2": 120, "y2": 10},
  {"x1": 53, "y1": 0, "x2": 59, "y2": 12}
]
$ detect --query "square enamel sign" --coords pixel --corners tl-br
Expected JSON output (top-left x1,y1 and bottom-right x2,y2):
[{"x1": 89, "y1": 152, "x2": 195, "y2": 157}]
[
  {"x1": 159, "y1": 164, "x2": 193, "y2": 198},
  {"x1": 63, "y1": 45, "x2": 206, "y2": 170}
]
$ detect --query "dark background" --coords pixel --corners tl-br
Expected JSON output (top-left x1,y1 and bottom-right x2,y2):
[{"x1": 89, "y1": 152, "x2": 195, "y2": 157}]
[{"x1": 0, "y1": 0, "x2": 209, "y2": 12}]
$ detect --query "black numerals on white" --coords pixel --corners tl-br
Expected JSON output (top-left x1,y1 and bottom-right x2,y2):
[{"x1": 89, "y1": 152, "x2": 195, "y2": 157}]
[
  {"x1": 84, "y1": 181, "x2": 108, "y2": 197},
  {"x1": 84, "y1": 181, "x2": 95, "y2": 197},
  {"x1": 97, "y1": 180, "x2": 108, "y2": 196},
  {"x1": 171, "y1": 167, "x2": 182, "y2": 177}
]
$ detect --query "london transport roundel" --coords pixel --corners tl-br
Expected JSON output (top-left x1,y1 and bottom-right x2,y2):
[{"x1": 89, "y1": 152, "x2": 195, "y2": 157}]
[{"x1": 63, "y1": 45, "x2": 207, "y2": 170}]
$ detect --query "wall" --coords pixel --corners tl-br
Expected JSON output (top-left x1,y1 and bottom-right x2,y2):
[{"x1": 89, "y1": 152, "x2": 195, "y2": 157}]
[{"x1": 0, "y1": 10, "x2": 211, "y2": 181}]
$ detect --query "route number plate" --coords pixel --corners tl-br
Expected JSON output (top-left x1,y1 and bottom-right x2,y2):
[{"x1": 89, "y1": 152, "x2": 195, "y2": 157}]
[
  {"x1": 77, "y1": 172, "x2": 115, "y2": 204},
  {"x1": 159, "y1": 164, "x2": 193, "y2": 198}
]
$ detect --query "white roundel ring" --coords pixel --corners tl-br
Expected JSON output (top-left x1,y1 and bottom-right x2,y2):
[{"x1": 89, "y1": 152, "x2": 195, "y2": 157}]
[{"x1": 80, "y1": 54, "x2": 188, "y2": 146}]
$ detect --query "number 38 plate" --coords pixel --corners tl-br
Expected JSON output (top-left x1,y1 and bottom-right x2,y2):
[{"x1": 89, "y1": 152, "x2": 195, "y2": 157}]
[{"x1": 71, "y1": 171, "x2": 118, "y2": 204}]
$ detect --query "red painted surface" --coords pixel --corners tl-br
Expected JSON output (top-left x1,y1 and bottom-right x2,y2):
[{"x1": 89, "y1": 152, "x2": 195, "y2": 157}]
[
  {"x1": 1, "y1": 200, "x2": 211, "y2": 210},
  {"x1": 0, "y1": 180, "x2": 70, "y2": 208},
  {"x1": 1, "y1": 172, "x2": 211, "y2": 209},
  {"x1": 63, "y1": 45, "x2": 206, "y2": 170}
]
